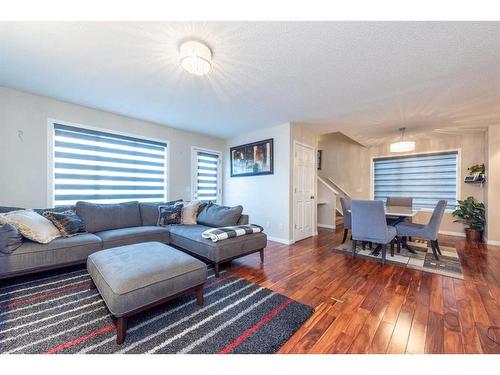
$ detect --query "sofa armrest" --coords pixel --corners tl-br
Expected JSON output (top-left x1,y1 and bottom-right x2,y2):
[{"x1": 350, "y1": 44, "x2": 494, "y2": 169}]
[{"x1": 237, "y1": 214, "x2": 249, "y2": 225}]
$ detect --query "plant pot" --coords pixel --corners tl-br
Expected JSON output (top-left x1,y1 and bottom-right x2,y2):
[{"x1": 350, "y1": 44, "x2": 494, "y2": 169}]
[{"x1": 465, "y1": 228, "x2": 483, "y2": 242}]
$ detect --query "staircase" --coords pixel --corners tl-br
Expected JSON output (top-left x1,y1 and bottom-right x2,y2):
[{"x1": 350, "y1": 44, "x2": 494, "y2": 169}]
[
  {"x1": 335, "y1": 212, "x2": 344, "y2": 228},
  {"x1": 317, "y1": 176, "x2": 351, "y2": 230},
  {"x1": 317, "y1": 177, "x2": 338, "y2": 229}
]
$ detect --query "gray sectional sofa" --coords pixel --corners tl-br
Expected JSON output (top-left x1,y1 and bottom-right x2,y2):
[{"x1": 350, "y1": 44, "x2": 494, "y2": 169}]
[{"x1": 0, "y1": 201, "x2": 267, "y2": 279}]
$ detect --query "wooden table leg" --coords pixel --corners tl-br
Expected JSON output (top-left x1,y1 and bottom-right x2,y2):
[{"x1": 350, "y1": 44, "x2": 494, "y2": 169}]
[
  {"x1": 195, "y1": 284, "x2": 204, "y2": 306},
  {"x1": 116, "y1": 316, "x2": 127, "y2": 345}
]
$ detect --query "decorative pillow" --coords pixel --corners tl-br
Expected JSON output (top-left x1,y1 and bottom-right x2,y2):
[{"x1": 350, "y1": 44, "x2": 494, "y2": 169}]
[
  {"x1": 0, "y1": 209, "x2": 61, "y2": 244},
  {"x1": 197, "y1": 202, "x2": 243, "y2": 227},
  {"x1": 43, "y1": 210, "x2": 86, "y2": 237},
  {"x1": 0, "y1": 223, "x2": 23, "y2": 254},
  {"x1": 139, "y1": 200, "x2": 183, "y2": 226},
  {"x1": 157, "y1": 203, "x2": 183, "y2": 226},
  {"x1": 181, "y1": 200, "x2": 201, "y2": 225}
]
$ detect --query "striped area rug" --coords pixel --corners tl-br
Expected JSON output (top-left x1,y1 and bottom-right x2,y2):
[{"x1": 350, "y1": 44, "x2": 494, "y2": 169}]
[{"x1": 0, "y1": 266, "x2": 313, "y2": 354}]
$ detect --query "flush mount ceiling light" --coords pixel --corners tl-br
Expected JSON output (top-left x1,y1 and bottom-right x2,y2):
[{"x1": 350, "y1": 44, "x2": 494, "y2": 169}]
[
  {"x1": 179, "y1": 40, "x2": 212, "y2": 76},
  {"x1": 390, "y1": 127, "x2": 415, "y2": 153}
]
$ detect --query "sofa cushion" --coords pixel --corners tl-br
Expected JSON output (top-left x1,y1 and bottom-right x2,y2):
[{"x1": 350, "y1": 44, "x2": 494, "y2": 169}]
[
  {"x1": 87, "y1": 242, "x2": 207, "y2": 317},
  {"x1": 43, "y1": 210, "x2": 86, "y2": 237},
  {"x1": 95, "y1": 226, "x2": 170, "y2": 249},
  {"x1": 158, "y1": 203, "x2": 183, "y2": 226},
  {"x1": 181, "y1": 200, "x2": 201, "y2": 225},
  {"x1": 76, "y1": 201, "x2": 141, "y2": 233},
  {"x1": 196, "y1": 203, "x2": 243, "y2": 228},
  {"x1": 0, "y1": 233, "x2": 102, "y2": 276},
  {"x1": 169, "y1": 224, "x2": 267, "y2": 263},
  {"x1": 139, "y1": 200, "x2": 183, "y2": 226},
  {"x1": 0, "y1": 223, "x2": 23, "y2": 254},
  {"x1": 0, "y1": 209, "x2": 61, "y2": 244}
]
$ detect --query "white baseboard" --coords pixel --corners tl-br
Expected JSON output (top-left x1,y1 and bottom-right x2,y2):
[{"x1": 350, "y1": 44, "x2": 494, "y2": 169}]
[
  {"x1": 317, "y1": 224, "x2": 335, "y2": 229},
  {"x1": 439, "y1": 230, "x2": 466, "y2": 237},
  {"x1": 484, "y1": 237, "x2": 500, "y2": 246},
  {"x1": 267, "y1": 236, "x2": 294, "y2": 245}
]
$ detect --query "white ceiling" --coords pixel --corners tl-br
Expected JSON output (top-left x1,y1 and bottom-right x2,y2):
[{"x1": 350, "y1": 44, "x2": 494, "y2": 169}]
[{"x1": 1, "y1": 22, "x2": 500, "y2": 141}]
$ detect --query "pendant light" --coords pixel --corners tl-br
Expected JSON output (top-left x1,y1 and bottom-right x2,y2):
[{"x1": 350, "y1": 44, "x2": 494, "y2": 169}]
[{"x1": 390, "y1": 127, "x2": 415, "y2": 153}]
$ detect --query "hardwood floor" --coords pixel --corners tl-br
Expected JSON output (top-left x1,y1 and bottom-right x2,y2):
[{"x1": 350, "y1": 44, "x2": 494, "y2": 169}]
[{"x1": 228, "y1": 227, "x2": 500, "y2": 354}]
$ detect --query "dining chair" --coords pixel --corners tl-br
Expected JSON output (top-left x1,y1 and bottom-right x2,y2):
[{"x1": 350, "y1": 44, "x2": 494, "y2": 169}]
[
  {"x1": 339, "y1": 197, "x2": 351, "y2": 244},
  {"x1": 395, "y1": 200, "x2": 447, "y2": 260},
  {"x1": 386, "y1": 196, "x2": 413, "y2": 241},
  {"x1": 351, "y1": 200, "x2": 397, "y2": 263},
  {"x1": 386, "y1": 196, "x2": 413, "y2": 207}
]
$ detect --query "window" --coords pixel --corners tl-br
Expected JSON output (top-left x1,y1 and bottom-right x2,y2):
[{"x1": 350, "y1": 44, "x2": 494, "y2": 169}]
[
  {"x1": 51, "y1": 123, "x2": 167, "y2": 206},
  {"x1": 192, "y1": 148, "x2": 222, "y2": 203},
  {"x1": 373, "y1": 151, "x2": 458, "y2": 210}
]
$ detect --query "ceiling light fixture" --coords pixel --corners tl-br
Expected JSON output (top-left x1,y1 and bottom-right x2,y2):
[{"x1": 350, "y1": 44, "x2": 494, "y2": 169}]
[
  {"x1": 179, "y1": 40, "x2": 212, "y2": 76},
  {"x1": 390, "y1": 127, "x2": 415, "y2": 153}
]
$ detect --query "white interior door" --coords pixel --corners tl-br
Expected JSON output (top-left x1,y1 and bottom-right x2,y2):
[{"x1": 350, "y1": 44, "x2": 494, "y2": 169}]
[{"x1": 294, "y1": 142, "x2": 315, "y2": 242}]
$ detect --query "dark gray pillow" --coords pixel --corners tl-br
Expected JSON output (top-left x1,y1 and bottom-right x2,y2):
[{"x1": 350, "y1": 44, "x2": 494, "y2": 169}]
[
  {"x1": 0, "y1": 224, "x2": 23, "y2": 254},
  {"x1": 139, "y1": 200, "x2": 183, "y2": 226},
  {"x1": 75, "y1": 201, "x2": 141, "y2": 233},
  {"x1": 197, "y1": 203, "x2": 243, "y2": 228}
]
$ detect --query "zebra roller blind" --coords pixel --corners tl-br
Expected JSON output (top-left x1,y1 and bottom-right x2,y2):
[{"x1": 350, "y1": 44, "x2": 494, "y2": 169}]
[
  {"x1": 195, "y1": 150, "x2": 220, "y2": 203},
  {"x1": 373, "y1": 151, "x2": 458, "y2": 210},
  {"x1": 52, "y1": 123, "x2": 167, "y2": 206}
]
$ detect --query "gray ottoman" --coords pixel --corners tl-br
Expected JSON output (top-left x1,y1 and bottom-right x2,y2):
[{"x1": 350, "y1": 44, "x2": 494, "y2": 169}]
[{"x1": 87, "y1": 241, "x2": 207, "y2": 344}]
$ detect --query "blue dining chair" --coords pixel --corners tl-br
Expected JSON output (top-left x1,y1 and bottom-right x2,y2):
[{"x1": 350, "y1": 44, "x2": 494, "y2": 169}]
[
  {"x1": 395, "y1": 200, "x2": 447, "y2": 260},
  {"x1": 351, "y1": 200, "x2": 397, "y2": 263},
  {"x1": 339, "y1": 197, "x2": 351, "y2": 244},
  {"x1": 386, "y1": 196, "x2": 413, "y2": 242}
]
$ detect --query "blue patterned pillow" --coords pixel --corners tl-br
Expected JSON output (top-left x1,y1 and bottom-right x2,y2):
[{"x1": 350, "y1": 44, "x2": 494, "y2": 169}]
[
  {"x1": 157, "y1": 203, "x2": 183, "y2": 226},
  {"x1": 43, "y1": 210, "x2": 86, "y2": 237}
]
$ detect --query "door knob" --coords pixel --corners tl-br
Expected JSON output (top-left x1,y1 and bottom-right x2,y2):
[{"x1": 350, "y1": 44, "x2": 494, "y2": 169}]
[{"x1": 310, "y1": 195, "x2": 315, "y2": 199}]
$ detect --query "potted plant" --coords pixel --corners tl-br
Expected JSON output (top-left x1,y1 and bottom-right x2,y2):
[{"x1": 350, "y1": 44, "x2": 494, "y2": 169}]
[{"x1": 452, "y1": 196, "x2": 486, "y2": 241}]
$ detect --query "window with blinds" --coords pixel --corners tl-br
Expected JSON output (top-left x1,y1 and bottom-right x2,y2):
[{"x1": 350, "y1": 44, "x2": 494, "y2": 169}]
[
  {"x1": 52, "y1": 123, "x2": 167, "y2": 206},
  {"x1": 373, "y1": 151, "x2": 458, "y2": 210},
  {"x1": 193, "y1": 150, "x2": 221, "y2": 203}
]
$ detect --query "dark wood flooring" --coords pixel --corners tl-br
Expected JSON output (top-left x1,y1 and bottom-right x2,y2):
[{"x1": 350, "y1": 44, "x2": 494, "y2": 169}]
[{"x1": 228, "y1": 226, "x2": 500, "y2": 354}]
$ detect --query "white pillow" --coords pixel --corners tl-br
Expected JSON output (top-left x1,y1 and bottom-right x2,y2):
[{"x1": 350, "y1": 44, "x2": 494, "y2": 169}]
[
  {"x1": 0, "y1": 209, "x2": 61, "y2": 244},
  {"x1": 181, "y1": 200, "x2": 202, "y2": 225}
]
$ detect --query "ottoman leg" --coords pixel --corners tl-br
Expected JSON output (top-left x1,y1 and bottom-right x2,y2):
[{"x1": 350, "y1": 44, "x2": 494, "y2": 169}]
[
  {"x1": 260, "y1": 249, "x2": 264, "y2": 263},
  {"x1": 116, "y1": 317, "x2": 127, "y2": 345},
  {"x1": 195, "y1": 285, "x2": 204, "y2": 306},
  {"x1": 214, "y1": 263, "x2": 220, "y2": 278}
]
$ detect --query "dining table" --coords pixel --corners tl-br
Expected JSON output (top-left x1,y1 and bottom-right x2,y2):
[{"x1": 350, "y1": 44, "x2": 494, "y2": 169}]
[{"x1": 348, "y1": 205, "x2": 420, "y2": 256}]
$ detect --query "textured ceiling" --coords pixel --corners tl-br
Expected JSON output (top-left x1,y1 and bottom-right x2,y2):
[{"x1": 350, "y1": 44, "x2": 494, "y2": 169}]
[{"x1": 1, "y1": 22, "x2": 500, "y2": 140}]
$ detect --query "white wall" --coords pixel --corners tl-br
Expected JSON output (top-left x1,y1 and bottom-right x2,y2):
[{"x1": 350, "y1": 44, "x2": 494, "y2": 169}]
[
  {"x1": 224, "y1": 123, "x2": 292, "y2": 243},
  {"x1": 486, "y1": 125, "x2": 500, "y2": 245},
  {"x1": 0, "y1": 87, "x2": 226, "y2": 208}
]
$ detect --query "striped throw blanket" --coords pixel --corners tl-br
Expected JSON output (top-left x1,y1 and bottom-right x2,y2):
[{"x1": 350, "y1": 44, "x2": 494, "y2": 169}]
[{"x1": 202, "y1": 224, "x2": 264, "y2": 242}]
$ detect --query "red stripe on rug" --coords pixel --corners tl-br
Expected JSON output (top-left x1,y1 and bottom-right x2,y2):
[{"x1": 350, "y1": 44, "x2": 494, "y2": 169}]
[
  {"x1": 218, "y1": 298, "x2": 293, "y2": 354},
  {"x1": 4, "y1": 281, "x2": 92, "y2": 308},
  {"x1": 45, "y1": 323, "x2": 116, "y2": 354},
  {"x1": 205, "y1": 274, "x2": 233, "y2": 288}
]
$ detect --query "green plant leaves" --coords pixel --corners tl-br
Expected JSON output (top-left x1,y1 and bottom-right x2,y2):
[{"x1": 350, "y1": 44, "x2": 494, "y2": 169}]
[{"x1": 452, "y1": 196, "x2": 485, "y2": 230}]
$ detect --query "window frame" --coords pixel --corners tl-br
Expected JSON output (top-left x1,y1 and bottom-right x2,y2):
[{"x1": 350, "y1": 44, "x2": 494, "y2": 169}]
[
  {"x1": 190, "y1": 146, "x2": 223, "y2": 204},
  {"x1": 369, "y1": 149, "x2": 461, "y2": 212},
  {"x1": 47, "y1": 118, "x2": 170, "y2": 207}
]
